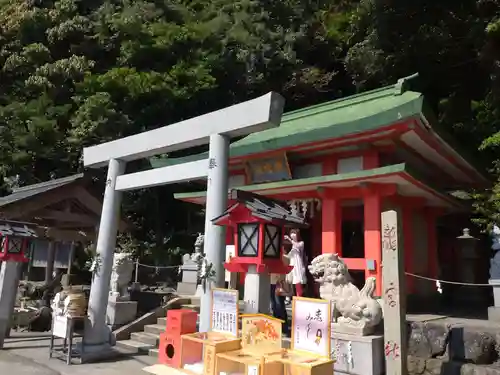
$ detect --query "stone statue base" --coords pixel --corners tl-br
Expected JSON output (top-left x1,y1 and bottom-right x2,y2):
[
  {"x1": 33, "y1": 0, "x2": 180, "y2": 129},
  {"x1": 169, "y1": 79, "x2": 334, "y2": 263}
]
[
  {"x1": 488, "y1": 306, "x2": 500, "y2": 322},
  {"x1": 332, "y1": 322, "x2": 376, "y2": 336},
  {"x1": 177, "y1": 282, "x2": 197, "y2": 295},
  {"x1": 177, "y1": 256, "x2": 200, "y2": 296},
  {"x1": 490, "y1": 279, "x2": 500, "y2": 307},
  {"x1": 331, "y1": 330, "x2": 384, "y2": 375},
  {"x1": 106, "y1": 296, "x2": 138, "y2": 330}
]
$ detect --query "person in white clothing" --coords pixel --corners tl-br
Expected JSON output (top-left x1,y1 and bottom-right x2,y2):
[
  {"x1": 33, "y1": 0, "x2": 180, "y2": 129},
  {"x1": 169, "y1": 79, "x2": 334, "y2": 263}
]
[{"x1": 284, "y1": 229, "x2": 307, "y2": 298}]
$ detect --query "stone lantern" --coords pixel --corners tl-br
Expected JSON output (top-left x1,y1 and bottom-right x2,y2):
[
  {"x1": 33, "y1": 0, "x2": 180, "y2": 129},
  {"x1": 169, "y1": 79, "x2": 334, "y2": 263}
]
[
  {"x1": 456, "y1": 228, "x2": 480, "y2": 305},
  {"x1": 456, "y1": 228, "x2": 479, "y2": 282},
  {"x1": 0, "y1": 220, "x2": 38, "y2": 263},
  {"x1": 212, "y1": 189, "x2": 306, "y2": 313}
]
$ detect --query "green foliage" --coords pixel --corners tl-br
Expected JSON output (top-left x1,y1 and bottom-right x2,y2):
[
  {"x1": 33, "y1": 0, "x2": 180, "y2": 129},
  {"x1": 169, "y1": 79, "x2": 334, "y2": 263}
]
[
  {"x1": 0, "y1": 0, "x2": 356, "y2": 263},
  {"x1": 2, "y1": 0, "x2": 500, "y2": 252}
]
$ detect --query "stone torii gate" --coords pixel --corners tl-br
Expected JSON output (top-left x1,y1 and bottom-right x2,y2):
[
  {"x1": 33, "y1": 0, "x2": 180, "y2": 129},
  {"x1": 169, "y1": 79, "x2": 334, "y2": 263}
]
[{"x1": 82, "y1": 93, "x2": 285, "y2": 354}]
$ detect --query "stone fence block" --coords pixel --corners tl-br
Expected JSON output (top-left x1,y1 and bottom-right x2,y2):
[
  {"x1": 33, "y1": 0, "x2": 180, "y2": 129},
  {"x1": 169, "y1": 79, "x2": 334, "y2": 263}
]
[
  {"x1": 449, "y1": 327, "x2": 496, "y2": 365},
  {"x1": 408, "y1": 321, "x2": 451, "y2": 359}
]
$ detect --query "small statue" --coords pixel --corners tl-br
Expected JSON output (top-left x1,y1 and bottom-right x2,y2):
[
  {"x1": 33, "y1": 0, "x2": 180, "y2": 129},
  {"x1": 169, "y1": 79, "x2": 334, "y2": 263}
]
[
  {"x1": 51, "y1": 292, "x2": 64, "y2": 316},
  {"x1": 490, "y1": 225, "x2": 500, "y2": 279},
  {"x1": 308, "y1": 253, "x2": 382, "y2": 335},
  {"x1": 191, "y1": 233, "x2": 204, "y2": 263},
  {"x1": 109, "y1": 253, "x2": 134, "y2": 300}
]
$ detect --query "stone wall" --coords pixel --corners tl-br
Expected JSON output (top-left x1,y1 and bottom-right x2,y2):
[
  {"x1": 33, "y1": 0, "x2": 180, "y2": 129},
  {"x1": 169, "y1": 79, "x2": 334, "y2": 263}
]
[{"x1": 408, "y1": 320, "x2": 500, "y2": 375}]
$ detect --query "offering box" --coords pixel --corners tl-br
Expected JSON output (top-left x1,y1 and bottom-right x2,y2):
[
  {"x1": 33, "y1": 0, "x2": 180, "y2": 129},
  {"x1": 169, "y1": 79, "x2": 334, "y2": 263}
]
[
  {"x1": 180, "y1": 332, "x2": 241, "y2": 375},
  {"x1": 265, "y1": 350, "x2": 334, "y2": 375},
  {"x1": 216, "y1": 349, "x2": 283, "y2": 375}
]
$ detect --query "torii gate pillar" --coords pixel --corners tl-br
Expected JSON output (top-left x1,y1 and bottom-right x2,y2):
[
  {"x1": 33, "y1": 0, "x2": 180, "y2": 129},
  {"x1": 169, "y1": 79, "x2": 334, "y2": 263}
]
[
  {"x1": 84, "y1": 158, "x2": 125, "y2": 346},
  {"x1": 200, "y1": 134, "x2": 229, "y2": 331}
]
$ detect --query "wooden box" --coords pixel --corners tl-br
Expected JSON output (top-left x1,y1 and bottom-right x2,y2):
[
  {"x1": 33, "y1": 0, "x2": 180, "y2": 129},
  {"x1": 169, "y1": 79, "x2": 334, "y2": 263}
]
[
  {"x1": 216, "y1": 349, "x2": 283, "y2": 375},
  {"x1": 265, "y1": 350, "x2": 334, "y2": 375},
  {"x1": 180, "y1": 332, "x2": 241, "y2": 375}
]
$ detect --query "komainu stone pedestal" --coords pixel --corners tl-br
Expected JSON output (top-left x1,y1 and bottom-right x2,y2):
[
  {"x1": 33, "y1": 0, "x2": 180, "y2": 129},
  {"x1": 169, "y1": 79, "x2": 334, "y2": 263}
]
[
  {"x1": 331, "y1": 331, "x2": 384, "y2": 375},
  {"x1": 488, "y1": 280, "x2": 500, "y2": 322},
  {"x1": 106, "y1": 298, "x2": 138, "y2": 329},
  {"x1": 488, "y1": 306, "x2": 500, "y2": 322},
  {"x1": 177, "y1": 260, "x2": 198, "y2": 295}
]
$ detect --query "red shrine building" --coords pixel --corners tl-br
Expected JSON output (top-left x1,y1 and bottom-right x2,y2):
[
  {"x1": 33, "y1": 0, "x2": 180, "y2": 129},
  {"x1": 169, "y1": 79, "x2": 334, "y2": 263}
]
[{"x1": 153, "y1": 76, "x2": 488, "y2": 299}]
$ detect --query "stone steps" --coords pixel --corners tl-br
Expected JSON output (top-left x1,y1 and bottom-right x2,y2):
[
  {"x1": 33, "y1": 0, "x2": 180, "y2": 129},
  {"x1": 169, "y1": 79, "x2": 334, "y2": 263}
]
[
  {"x1": 157, "y1": 317, "x2": 167, "y2": 326},
  {"x1": 131, "y1": 332, "x2": 161, "y2": 346},
  {"x1": 144, "y1": 323, "x2": 167, "y2": 335},
  {"x1": 115, "y1": 339, "x2": 156, "y2": 354},
  {"x1": 116, "y1": 298, "x2": 201, "y2": 357}
]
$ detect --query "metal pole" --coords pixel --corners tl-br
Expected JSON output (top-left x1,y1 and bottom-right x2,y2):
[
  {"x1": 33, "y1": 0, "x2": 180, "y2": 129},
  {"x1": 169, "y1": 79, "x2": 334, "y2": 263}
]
[
  {"x1": 67, "y1": 241, "x2": 76, "y2": 277},
  {"x1": 84, "y1": 158, "x2": 126, "y2": 347},
  {"x1": 135, "y1": 259, "x2": 139, "y2": 283},
  {"x1": 199, "y1": 134, "x2": 229, "y2": 332}
]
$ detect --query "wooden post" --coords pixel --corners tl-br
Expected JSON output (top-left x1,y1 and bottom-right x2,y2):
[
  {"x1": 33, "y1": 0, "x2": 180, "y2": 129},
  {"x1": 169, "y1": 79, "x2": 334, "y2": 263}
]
[
  {"x1": 381, "y1": 209, "x2": 407, "y2": 375},
  {"x1": 67, "y1": 241, "x2": 76, "y2": 277},
  {"x1": 44, "y1": 241, "x2": 56, "y2": 285}
]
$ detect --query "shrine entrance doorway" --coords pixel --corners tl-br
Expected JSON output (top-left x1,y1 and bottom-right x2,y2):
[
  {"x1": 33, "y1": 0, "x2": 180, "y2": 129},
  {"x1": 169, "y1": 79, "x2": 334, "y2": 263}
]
[
  {"x1": 342, "y1": 219, "x2": 365, "y2": 289},
  {"x1": 338, "y1": 204, "x2": 365, "y2": 290}
]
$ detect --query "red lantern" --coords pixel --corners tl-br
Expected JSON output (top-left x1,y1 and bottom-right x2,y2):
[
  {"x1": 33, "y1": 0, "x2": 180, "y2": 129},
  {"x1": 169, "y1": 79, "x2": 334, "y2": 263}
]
[
  {"x1": 0, "y1": 220, "x2": 38, "y2": 262},
  {"x1": 212, "y1": 190, "x2": 307, "y2": 275}
]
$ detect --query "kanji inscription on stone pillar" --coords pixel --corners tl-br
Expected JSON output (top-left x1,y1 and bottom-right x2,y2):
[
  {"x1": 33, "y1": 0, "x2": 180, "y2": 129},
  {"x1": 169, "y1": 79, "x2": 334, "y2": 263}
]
[{"x1": 381, "y1": 209, "x2": 407, "y2": 375}]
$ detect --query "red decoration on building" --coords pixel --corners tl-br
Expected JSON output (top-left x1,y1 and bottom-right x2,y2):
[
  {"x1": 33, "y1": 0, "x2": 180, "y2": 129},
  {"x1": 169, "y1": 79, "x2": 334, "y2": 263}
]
[
  {"x1": 212, "y1": 190, "x2": 307, "y2": 275},
  {"x1": 0, "y1": 220, "x2": 38, "y2": 262}
]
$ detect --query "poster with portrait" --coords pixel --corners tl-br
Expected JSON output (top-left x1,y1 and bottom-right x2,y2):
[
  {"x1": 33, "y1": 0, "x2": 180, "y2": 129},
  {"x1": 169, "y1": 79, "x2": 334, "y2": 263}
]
[
  {"x1": 211, "y1": 288, "x2": 239, "y2": 337},
  {"x1": 291, "y1": 297, "x2": 331, "y2": 357}
]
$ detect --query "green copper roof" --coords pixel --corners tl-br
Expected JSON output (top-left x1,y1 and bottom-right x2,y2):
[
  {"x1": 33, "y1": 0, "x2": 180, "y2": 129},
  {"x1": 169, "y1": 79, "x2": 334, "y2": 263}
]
[
  {"x1": 150, "y1": 78, "x2": 424, "y2": 169},
  {"x1": 174, "y1": 163, "x2": 462, "y2": 209}
]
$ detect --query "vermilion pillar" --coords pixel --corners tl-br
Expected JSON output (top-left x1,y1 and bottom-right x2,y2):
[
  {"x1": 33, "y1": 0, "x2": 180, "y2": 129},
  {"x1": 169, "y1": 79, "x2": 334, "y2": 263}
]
[
  {"x1": 321, "y1": 157, "x2": 342, "y2": 255},
  {"x1": 322, "y1": 198, "x2": 342, "y2": 255},
  {"x1": 364, "y1": 193, "x2": 382, "y2": 296},
  {"x1": 402, "y1": 205, "x2": 415, "y2": 293}
]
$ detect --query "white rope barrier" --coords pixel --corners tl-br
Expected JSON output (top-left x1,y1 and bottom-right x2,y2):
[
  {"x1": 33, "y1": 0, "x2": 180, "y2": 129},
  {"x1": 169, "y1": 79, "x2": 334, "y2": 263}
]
[
  {"x1": 405, "y1": 272, "x2": 492, "y2": 287},
  {"x1": 132, "y1": 263, "x2": 493, "y2": 288},
  {"x1": 136, "y1": 262, "x2": 180, "y2": 269},
  {"x1": 134, "y1": 260, "x2": 181, "y2": 282}
]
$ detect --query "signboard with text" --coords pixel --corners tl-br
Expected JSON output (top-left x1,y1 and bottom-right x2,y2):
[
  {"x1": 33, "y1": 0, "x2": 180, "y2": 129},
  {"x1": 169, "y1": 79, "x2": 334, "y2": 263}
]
[
  {"x1": 291, "y1": 296, "x2": 331, "y2": 357},
  {"x1": 211, "y1": 288, "x2": 239, "y2": 336},
  {"x1": 245, "y1": 153, "x2": 292, "y2": 184},
  {"x1": 52, "y1": 315, "x2": 69, "y2": 339}
]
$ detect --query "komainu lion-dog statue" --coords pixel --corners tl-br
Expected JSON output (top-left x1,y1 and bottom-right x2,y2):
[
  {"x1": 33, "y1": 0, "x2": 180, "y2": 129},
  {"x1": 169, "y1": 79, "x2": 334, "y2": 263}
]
[{"x1": 308, "y1": 253, "x2": 383, "y2": 335}]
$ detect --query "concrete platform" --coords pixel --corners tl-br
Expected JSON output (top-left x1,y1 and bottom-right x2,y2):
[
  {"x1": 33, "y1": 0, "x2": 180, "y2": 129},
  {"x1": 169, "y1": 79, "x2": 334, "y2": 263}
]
[
  {"x1": 0, "y1": 351, "x2": 58, "y2": 375},
  {"x1": 1, "y1": 331, "x2": 156, "y2": 375}
]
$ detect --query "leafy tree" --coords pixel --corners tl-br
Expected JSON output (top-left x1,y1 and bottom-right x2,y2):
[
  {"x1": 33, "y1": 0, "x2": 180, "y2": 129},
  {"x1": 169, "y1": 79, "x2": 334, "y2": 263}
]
[{"x1": 0, "y1": 0, "x2": 356, "y2": 262}]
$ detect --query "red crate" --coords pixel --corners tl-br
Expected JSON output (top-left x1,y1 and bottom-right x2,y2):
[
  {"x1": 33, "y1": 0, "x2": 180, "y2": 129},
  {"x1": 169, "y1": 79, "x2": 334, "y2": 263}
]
[
  {"x1": 166, "y1": 309, "x2": 197, "y2": 334},
  {"x1": 159, "y1": 332, "x2": 182, "y2": 368}
]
